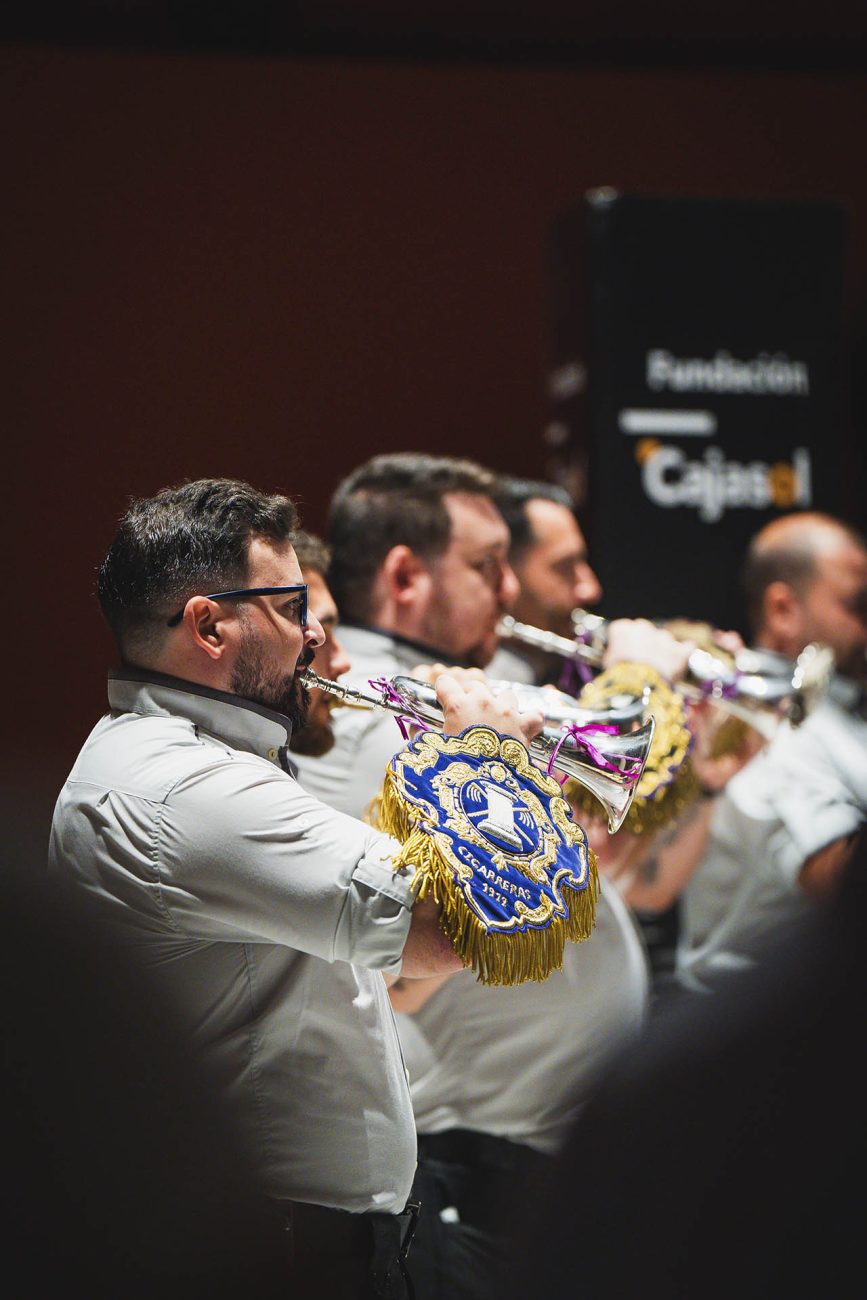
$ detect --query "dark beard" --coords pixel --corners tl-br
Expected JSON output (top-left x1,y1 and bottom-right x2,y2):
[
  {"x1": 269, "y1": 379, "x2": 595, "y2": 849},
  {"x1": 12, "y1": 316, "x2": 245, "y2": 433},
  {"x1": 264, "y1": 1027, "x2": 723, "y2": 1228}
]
[
  {"x1": 288, "y1": 711, "x2": 336, "y2": 758},
  {"x1": 231, "y1": 630, "x2": 314, "y2": 733},
  {"x1": 836, "y1": 647, "x2": 867, "y2": 687}
]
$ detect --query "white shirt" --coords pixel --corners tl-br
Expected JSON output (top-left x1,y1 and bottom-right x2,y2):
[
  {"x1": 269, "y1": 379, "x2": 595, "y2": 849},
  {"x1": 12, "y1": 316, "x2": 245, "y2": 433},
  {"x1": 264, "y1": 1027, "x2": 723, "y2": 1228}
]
[
  {"x1": 48, "y1": 669, "x2": 418, "y2": 1212},
  {"x1": 396, "y1": 876, "x2": 648, "y2": 1154},
  {"x1": 486, "y1": 642, "x2": 538, "y2": 686},
  {"x1": 294, "y1": 625, "x2": 651, "y2": 1152},
  {"x1": 677, "y1": 681, "x2": 867, "y2": 992}
]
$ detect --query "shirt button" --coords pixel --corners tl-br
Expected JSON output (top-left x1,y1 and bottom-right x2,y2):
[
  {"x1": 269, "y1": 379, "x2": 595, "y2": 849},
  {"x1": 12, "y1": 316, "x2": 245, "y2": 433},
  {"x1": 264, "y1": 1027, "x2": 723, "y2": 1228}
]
[{"x1": 267, "y1": 748, "x2": 278, "y2": 761}]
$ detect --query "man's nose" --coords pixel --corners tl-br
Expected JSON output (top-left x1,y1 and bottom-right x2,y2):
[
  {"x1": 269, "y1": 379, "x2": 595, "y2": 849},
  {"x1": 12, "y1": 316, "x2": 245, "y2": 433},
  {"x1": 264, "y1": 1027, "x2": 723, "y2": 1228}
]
[
  {"x1": 303, "y1": 613, "x2": 326, "y2": 649},
  {"x1": 574, "y1": 563, "x2": 603, "y2": 608},
  {"x1": 499, "y1": 561, "x2": 521, "y2": 608}
]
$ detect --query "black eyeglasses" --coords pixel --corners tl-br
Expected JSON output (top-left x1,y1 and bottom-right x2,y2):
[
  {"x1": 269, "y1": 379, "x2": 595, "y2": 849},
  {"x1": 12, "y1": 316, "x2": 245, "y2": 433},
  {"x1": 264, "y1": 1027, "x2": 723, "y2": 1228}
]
[{"x1": 166, "y1": 584, "x2": 308, "y2": 628}]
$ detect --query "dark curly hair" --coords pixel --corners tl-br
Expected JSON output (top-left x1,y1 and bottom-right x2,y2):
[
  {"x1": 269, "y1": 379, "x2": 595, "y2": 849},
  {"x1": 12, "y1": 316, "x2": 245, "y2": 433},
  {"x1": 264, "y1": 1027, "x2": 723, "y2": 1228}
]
[{"x1": 97, "y1": 477, "x2": 299, "y2": 661}]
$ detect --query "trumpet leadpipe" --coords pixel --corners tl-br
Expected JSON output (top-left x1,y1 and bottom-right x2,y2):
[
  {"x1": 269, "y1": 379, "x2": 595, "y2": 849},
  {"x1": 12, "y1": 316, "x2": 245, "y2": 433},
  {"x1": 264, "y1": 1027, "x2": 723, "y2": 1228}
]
[
  {"x1": 496, "y1": 612, "x2": 833, "y2": 734},
  {"x1": 298, "y1": 667, "x2": 654, "y2": 834},
  {"x1": 496, "y1": 614, "x2": 602, "y2": 664}
]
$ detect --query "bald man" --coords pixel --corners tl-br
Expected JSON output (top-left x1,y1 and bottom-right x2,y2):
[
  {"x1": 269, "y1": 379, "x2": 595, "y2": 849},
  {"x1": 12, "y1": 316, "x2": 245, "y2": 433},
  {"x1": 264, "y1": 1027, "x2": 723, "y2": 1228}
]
[
  {"x1": 630, "y1": 511, "x2": 867, "y2": 997},
  {"x1": 742, "y1": 511, "x2": 867, "y2": 692}
]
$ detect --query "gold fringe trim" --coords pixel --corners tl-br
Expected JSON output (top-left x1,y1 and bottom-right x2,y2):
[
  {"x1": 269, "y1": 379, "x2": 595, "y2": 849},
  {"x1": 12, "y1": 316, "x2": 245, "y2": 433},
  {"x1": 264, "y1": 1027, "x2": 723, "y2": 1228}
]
[
  {"x1": 655, "y1": 625, "x2": 749, "y2": 759},
  {"x1": 706, "y1": 713, "x2": 750, "y2": 759},
  {"x1": 378, "y1": 767, "x2": 599, "y2": 986},
  {"x1": 573, "y1": 661, "x2": 699, "y2": 834},
  {"x1": 566, "y1": 759, "x2": 700, "y2": 836}
]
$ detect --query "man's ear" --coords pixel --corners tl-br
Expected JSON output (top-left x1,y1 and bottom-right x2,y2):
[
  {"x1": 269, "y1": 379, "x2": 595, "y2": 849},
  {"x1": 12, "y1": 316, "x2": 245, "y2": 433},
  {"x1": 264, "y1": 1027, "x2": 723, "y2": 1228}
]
[
  {"x1": 183, "y1": 597, "x2": 229, "y2": 661},
  {"x1": 762, "y1": 580, "x2": 803, "y2": 645},
  {"x1": 381, "y1": 545, "x2": 428, "y2": 606}
]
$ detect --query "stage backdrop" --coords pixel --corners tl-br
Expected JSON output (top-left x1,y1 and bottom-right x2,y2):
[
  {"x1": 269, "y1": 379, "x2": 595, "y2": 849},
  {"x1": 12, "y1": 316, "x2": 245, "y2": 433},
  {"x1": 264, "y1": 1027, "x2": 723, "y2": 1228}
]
[{"x1": 548, "y1": 192, "x2": 848, "y2": 636}]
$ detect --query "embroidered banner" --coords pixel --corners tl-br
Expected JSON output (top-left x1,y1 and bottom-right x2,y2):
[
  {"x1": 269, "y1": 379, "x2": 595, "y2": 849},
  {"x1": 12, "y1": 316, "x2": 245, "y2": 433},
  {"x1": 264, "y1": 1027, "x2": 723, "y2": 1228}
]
[{"x1": 379, "y1": 725, "x2": 598, "y2": 985}]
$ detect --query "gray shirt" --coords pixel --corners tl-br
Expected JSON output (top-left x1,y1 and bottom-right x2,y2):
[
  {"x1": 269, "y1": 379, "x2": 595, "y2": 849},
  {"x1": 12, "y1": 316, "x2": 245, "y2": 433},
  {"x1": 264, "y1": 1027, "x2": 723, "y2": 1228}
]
[
  {"x1": 48, "y1": 670, "x2": 418, "y2": 1212},
  {"x1": 294, "y1": 625, "x2": 650, "y2": 1153},
  {"x1": 396, "y1": 876, "x2": 649, "y2": 1154},
  {"x1": 486, "y1": 642, "x2": 538, "y2": 686},
  {"x1": 677, "y1": 682, "x2": 867, "y2": 992}
]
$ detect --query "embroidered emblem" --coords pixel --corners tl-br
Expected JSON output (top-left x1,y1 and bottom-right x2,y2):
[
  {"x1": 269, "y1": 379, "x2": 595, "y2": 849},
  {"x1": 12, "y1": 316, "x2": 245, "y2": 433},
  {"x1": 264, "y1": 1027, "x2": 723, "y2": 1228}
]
[{"x1": 378, "y1": 726, "x2": 598, "y2": 985}]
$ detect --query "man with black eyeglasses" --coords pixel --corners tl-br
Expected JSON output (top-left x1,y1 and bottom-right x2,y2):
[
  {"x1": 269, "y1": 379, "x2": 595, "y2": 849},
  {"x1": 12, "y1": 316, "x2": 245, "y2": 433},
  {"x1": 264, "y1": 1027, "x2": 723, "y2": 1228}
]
[{"x1": 48, "y1": 477, "x2": 543, "y2": 1300}]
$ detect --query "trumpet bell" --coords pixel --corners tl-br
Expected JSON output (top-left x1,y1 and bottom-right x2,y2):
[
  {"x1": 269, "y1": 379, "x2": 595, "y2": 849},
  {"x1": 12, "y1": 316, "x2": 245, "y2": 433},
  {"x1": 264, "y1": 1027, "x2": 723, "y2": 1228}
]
[
  {"x1": 392, "y1": 675, "x2": 655, "y2": 835},
  {"x1": 299, "y1": 668, "x2": 655, "y2": 837},
  {"x1": 530, "y1": 715, "x2": 657, "y2": 835},
  {"x1": 686, "y1": 641, "x2": 835, "y2": 736}
]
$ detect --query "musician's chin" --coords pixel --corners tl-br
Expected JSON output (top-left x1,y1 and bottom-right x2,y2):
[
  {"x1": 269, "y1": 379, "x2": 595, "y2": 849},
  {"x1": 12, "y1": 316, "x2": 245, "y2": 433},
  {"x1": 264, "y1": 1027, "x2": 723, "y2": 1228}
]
[
  {"x1": 288, "y1": 697, "x2": 336, "y2": 757},
  {"x1": 288, "y1": 674, "x2": 311, "y2": 725},
  {"x1": 466, "y1": 632, "x2": 500, "y2": 671}
]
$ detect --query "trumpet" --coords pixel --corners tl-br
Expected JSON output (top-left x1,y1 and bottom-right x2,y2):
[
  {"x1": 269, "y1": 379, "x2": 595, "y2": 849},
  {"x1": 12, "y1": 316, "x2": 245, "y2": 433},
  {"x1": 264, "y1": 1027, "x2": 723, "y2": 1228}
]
[
  {"x1": 299, "y1": 667, "x2": 656, "y2": 834},
  {"x1": 676, "y1": 642, "x2": 836, "y2": 740},
  {"x1": 496, "y1": 612, "x2": 834, "y2": 738},
  {"x1": 483, "y1": 678, "x2": 649, "y2": 732}
]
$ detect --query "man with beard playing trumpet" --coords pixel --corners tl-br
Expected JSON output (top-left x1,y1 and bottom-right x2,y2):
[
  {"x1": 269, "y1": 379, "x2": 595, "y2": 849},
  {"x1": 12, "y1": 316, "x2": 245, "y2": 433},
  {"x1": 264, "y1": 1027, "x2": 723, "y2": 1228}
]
[
  {"x1": 48, "y1": 477, "x2": 552, "y2": 1300},
  {"x1": 292, "y1": 455, "x2": 721, "y2": 1300},
  {"x1": 287, "y1": 529, "x2": 352, "y2": 761}
]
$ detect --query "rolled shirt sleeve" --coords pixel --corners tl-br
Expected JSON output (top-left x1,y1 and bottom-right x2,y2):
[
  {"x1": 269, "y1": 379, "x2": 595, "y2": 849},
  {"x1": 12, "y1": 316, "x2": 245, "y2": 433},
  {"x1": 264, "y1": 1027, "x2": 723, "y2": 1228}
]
[{"x1": 739, "y1": 701, "x2": 867, "y2": 881}]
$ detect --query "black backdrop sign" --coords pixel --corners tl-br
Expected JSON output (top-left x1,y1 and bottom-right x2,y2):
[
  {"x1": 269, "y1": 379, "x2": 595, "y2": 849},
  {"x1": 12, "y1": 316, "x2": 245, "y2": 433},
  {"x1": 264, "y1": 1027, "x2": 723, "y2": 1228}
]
[{"x1": 548, "y1": 192, "x2": 847, "y2": 636}]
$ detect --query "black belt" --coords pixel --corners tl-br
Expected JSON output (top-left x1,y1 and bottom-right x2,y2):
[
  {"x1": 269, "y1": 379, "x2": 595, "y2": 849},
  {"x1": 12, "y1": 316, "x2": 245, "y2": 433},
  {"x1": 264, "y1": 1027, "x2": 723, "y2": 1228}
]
[{"x1": 416, "y1": 1128, "x2": 551, "y2": 1177}]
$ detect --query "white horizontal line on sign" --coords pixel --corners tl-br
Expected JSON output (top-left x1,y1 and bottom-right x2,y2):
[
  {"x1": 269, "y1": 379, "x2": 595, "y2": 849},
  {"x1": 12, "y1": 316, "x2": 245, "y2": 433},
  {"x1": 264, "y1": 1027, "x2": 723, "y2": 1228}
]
[{"x1": 618, "y1": 409, "x2": 717, "y2": 436}]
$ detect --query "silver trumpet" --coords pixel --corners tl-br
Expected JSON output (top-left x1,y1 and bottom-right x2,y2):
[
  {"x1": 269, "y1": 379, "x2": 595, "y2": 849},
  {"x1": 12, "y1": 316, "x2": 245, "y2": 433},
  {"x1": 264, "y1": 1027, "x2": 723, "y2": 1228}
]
[
  {"x1": 496, "y1": 612, "x2": 834, "y2": 738},
  {"x1": 299, "y1": 667, "x2": 656, "y2": 834},
  {"x1": 484, "y1": 678, "x2": 649, "y2": 731},
  {"x1": 677, "y1": 643, "x2": 836, "y2": 740}
]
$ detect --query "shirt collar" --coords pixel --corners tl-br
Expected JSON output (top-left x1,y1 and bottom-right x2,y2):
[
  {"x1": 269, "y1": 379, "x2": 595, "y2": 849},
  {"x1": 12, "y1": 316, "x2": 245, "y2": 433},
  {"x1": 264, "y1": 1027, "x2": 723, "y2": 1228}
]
[
  {"x1": 339, "y1": 622, "x2": 465, "y2": 668},
  {"x1": 107, "y1": 667, "x2": 294, "y2": 767},
  {"x1": 827, "y1": 672, "x2": 867, "y2": 716}
]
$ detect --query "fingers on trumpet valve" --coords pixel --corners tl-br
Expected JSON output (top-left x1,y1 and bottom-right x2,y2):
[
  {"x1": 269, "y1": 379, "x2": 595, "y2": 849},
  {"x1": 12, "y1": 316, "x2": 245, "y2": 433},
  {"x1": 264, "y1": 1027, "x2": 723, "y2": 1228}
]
[
  {"x1": 410, "y1": 661, "x2": 487, "y2": 685},
  {"x1": 602, "y1": 619, "x2": 696, "y2": 682},
  {"x1": 431, "y1": 670, "x2": 544, "y2": 746}
]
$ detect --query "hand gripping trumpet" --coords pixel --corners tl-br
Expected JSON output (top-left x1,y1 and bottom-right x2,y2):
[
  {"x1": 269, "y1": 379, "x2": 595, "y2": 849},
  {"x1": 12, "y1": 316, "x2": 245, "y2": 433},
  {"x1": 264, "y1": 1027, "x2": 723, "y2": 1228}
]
[
  {"x1": 299, "y1": 668, "x2": 655, "y2": 833},
  {"x1": 496, "y1": 612, "x2": 835, "y2": 739}
]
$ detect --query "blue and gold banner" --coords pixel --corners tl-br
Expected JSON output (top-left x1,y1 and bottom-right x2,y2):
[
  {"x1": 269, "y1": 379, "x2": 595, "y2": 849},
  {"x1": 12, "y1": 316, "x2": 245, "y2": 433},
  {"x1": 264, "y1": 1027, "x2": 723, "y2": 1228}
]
[{"x1": 378, "y1": 725, "x2": 598, "y2": 986}]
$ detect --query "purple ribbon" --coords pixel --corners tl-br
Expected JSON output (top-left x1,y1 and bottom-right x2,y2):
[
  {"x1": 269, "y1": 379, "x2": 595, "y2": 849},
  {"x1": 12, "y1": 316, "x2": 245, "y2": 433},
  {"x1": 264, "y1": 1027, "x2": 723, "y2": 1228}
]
[
  {"x1": 574, "y1": 631, "x2": 598, "y2": 687},
  {"x1": 558, "y1": 653, "x2": 594, "y2": 695},
  {"x1": 369, "y1": 677, "x2": 433, "y2": 742},
  {"x1": 547, "y1": 722, "x2": 643, "y2": 788},
  {"x1": 696, "y1": 671, "x2": 742, "y2": 701}
]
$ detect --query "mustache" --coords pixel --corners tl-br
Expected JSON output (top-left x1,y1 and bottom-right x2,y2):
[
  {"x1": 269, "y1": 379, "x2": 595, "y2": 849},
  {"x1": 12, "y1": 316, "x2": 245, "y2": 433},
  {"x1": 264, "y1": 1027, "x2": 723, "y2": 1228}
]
[{"x1": 296, "y1": 647, "x2": 316, "y2": 673}]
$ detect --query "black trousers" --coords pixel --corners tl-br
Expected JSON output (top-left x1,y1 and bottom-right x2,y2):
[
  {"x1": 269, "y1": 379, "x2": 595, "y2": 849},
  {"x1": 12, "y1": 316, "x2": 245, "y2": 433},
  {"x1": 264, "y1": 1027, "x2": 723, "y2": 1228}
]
[
  {"x1": 407, "y1": 1130, "x2": 555, "y2": 1300},
  {"x1": 272, "y1": 1198, "x2": 421, "y2": 1300}
]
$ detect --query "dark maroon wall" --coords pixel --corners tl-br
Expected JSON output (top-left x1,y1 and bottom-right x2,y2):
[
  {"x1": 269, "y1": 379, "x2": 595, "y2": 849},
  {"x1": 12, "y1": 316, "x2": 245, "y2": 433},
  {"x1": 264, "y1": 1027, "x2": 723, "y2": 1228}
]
[{"x1": 4, "y1": 45, "x2": 866, "y2": 849}]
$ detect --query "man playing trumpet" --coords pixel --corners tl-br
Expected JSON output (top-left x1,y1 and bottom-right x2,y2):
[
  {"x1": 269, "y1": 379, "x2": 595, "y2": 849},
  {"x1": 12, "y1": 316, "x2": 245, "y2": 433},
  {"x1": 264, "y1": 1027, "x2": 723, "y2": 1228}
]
[
  {"x1": 621, "y1": 511, "x2": 867, "y2": 999},
  {"x1": 292, "y1": 453, "x2": 705, "y2": 1300},
  {"x1": 48, "y1": 476, "x2": 556, "y2": 1300}
]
